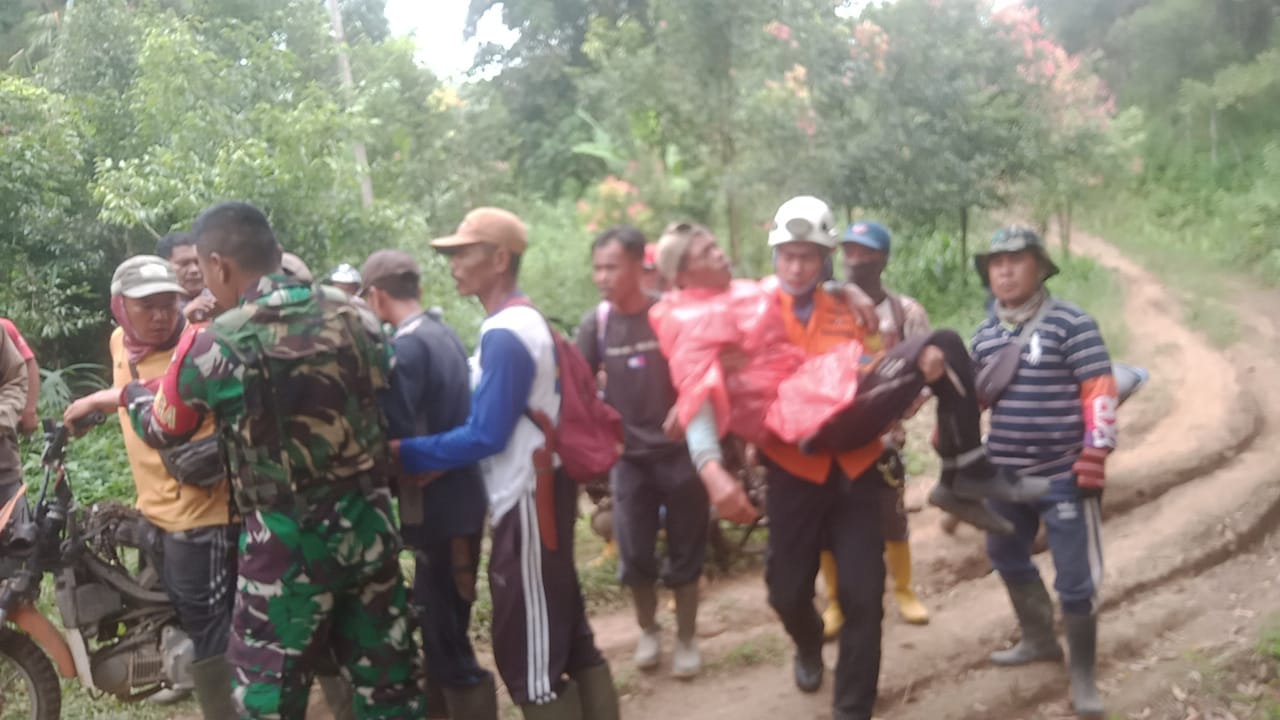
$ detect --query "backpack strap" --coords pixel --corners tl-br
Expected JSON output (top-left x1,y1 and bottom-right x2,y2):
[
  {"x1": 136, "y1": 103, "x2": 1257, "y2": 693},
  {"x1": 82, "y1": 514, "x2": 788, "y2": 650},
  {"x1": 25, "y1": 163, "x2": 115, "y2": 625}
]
[
  {"x1": 594, "y1": 301, "x2": 610, "y2": 365},
  {"x1": 884, "y1": 292, "x2": 907, "y2": 345}
]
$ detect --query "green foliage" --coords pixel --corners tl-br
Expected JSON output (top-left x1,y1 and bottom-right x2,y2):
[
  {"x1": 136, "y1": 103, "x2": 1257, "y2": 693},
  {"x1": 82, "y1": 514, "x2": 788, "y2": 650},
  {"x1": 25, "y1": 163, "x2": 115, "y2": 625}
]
[{"x1": 36, "y1": 363, "x2": 107, "y2": 419}]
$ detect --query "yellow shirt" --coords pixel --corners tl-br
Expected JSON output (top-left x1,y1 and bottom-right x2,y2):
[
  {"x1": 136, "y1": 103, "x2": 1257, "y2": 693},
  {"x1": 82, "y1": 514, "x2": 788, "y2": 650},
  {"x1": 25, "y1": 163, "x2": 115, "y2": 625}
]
[{"x1": 110, "y1": 328, "x2": 231, "y2": 532}]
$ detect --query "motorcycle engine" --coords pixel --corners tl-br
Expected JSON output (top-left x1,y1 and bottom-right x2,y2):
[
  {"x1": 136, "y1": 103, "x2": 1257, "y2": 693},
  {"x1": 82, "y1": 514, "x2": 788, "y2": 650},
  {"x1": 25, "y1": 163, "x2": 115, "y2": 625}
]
[{"x1": 90, "y1": 624, "x2": 194, "y2": 696}]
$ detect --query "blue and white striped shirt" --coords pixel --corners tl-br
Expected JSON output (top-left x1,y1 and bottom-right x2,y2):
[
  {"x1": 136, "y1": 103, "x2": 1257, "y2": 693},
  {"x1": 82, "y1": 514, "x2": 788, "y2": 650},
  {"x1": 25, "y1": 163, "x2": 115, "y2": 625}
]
[{"x1": 972, "y1": 299, "x2": 1112, "y2": 481}]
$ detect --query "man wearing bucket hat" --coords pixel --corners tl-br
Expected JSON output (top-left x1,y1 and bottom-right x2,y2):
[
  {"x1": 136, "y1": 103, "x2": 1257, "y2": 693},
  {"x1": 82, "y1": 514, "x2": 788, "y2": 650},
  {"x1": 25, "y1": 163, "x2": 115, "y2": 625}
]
[
  {"x1": 972, "y1": 225, "x2": 1117, "y2": 719},
  {"x1": 392, "y1": 208, "x2": 619, "y2": 720},
  {"x1": 64, "y1": 255, "x2": 239, "y2": 719},
  {"x1": 813, "y1": 221, "x2": 932, "y2": 641}
]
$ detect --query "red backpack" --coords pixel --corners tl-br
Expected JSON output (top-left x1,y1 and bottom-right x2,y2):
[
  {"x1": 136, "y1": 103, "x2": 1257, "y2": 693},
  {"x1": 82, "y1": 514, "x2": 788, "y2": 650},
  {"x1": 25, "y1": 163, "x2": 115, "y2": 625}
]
[{"x1": 510, "y1": 298, "x2": 623, "y2": 483}]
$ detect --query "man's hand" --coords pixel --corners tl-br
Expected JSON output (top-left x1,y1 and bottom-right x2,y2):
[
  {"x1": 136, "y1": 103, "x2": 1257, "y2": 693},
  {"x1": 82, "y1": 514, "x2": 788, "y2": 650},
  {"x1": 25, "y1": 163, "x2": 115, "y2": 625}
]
[
  {"x1": 699, "y1": 460, "x2": 758, "y2": 525},
  {"x1": 902, "y1": 387, "x2": 932, "y2": 421},
  {"x1": 411, "y1": 470, "x2": 445, "y2": 487},
  {"x1": 1073, "y1": 445, "x2": 1108, "y2": 497},
  {"x1": 19, "y1": 410, "x2": 38, "y2": 436},
  {"x1": 832, "y1": 282, "x2": 879, "y2": 332},
  {"x1": 182, "y1": 294, "x2": 217, "y2": 323},
  {"x1": 63, "y1": 389, "x2": 119, "y2": 436},
  {"x1": 662, "y1": 405, "x2": 685, "y2": 442}
]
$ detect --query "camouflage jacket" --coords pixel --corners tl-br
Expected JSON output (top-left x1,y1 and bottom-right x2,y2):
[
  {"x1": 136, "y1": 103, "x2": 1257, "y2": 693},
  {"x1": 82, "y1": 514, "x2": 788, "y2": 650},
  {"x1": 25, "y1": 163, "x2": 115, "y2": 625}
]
[{"x1": 126, "y1": 274, "x2": 394, "y2": 510}]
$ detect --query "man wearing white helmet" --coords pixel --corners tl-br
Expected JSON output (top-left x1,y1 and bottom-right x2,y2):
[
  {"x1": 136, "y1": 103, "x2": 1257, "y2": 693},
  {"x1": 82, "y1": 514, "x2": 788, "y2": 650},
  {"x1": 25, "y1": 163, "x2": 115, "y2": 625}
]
[
  {"x1": 650, "y1": 197, "x2": 1050, "y2": 720},
  {"x1": 327, "y1": 263, "x2": 362, "y2": 296}
]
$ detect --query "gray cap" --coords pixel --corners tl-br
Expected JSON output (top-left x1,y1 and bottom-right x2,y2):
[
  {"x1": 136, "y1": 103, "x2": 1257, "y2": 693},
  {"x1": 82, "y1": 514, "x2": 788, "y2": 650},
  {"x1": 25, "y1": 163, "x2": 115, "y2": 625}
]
[
  {"x1": 111, "y1": 255, "x2": 186, "y2": 298},
  {"x1": 281, "y1": 252, "x2": 313, "y2": 282}
]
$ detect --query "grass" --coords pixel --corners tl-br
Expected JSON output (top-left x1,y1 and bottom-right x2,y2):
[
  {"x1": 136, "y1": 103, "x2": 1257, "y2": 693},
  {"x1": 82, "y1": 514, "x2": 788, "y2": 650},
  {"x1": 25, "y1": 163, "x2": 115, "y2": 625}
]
[
  {"x1": 707, "y1": 634, "x2": 788, "y2": 673},
  {"x1": 1081, "y1": 194, "x2": 1241, "y2": 347},
  {"x1": 1148, "y1": 615, "x2": 1280, "y2": 720}
]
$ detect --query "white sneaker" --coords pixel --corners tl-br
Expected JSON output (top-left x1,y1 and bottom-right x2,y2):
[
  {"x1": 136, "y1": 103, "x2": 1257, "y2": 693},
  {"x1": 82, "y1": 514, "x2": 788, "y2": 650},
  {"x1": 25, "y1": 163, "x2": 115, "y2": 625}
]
[
  {"x1": 634, "y1": 627, "x2": 661, "y2": 670},
  {"x1": 671, "y1": 637, "x2": 701, "y2": 679}
]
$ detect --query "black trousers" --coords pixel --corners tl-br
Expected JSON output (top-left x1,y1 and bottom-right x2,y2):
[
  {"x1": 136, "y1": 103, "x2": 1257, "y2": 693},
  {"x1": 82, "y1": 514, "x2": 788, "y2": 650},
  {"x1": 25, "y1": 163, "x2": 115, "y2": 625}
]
[
  {"x1": 407, "y1": 532, "x2": 490, "y2": 690},
  {"x1": 160, "y1": 524, "x2": 239, "y2": 660},
  {"x1": 488, "y1": 471, "x2": 605, "y2": 705},
  {"x1": 765, "y1": 462, "x2": 884, "y2": 720},
  {"x1": 808, "y1": 329, "x2": 978, "y2": 456},
  {"x1": 611, "y1": 451, "x2": 709, "y2": 588}
]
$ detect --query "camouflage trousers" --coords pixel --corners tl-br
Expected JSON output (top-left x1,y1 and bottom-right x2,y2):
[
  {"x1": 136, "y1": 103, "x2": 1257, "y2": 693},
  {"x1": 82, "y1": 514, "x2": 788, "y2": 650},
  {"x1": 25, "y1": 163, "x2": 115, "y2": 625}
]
[{"x1": 227, "y1": 488, "x2": 425, "y2": 719}]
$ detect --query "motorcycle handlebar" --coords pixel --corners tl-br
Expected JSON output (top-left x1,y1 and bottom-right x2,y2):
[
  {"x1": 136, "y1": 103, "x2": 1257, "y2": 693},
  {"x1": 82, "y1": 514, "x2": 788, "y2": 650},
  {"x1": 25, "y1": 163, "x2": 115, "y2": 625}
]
[{"x1": 41, "y1": 410, "x2": 108, "y2": 465}]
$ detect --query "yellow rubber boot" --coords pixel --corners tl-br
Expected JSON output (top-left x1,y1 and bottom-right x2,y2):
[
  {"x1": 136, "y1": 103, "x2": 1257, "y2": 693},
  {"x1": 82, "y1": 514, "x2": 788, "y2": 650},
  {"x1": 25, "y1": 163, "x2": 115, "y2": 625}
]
[
  {"x1": 820, "y1": 550, "x2": 844, "y2": 641},
  {"x1": 886, "y1": 540, "x2": 929, "y2": 625}
]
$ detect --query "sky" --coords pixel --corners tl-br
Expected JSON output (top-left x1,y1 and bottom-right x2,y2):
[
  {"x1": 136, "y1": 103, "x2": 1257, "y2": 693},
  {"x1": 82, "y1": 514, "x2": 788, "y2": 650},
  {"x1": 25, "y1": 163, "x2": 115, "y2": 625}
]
[
  {"x1": 385, "y1": 0, "x2": 1022, "y2": 82},
  {"x1": 383, "y1": 0, "x2": 516, "y2": 81}
]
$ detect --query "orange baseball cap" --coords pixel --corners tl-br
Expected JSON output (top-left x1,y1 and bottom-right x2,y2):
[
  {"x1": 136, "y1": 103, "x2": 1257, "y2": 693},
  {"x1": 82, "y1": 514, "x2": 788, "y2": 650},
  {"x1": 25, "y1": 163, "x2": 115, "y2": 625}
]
[{"x1": 430, "y1": 207, "x2": 528, "y2": 254}]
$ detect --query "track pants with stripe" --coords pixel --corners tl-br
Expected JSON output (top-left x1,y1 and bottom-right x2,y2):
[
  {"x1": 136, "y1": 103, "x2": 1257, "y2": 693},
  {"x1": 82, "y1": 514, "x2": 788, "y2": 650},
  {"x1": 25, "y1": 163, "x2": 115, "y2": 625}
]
[
  {"x1": 160, "y1": 523, "x2": 239, "y2": 660},
  {"x1": 986, "y1": 476, "x2": 1104, "y2": 616},
  {"x1": 490, "y1": 469, "x2": 606, "y2": 705}
]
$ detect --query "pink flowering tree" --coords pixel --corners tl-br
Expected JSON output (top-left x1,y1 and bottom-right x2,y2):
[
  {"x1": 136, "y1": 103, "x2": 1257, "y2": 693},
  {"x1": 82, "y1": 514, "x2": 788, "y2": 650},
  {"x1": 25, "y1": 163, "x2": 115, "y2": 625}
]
[{"x1": 993, "y1": 1, "x2": 1124, "y2": 252}]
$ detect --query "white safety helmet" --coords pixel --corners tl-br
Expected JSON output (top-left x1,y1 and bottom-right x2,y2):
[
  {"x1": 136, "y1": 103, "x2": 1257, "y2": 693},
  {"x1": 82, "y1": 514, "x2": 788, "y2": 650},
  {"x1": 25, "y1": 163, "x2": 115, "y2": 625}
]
[
  {"x1": 328, "y1": 263, "x2": 362, "y2": 285},
  {"x1": 768, "y1": 195, "x2": 839, "y2": 250}
]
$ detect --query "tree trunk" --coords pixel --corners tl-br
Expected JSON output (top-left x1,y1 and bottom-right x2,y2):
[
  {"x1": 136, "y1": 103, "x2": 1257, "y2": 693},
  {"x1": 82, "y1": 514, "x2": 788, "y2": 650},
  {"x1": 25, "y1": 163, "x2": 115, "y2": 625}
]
[
  {"x1": 1209, "y1": 107, "x2": 1219, "y2": 168},
  {"x1": 726, "y1": 189, "x2": 741, "y2": 267},
  {"x1": 960, "y1": 206, "x2": 969, "y2": 286},
  {"x1": 326, "y1": 0, "x2": 375, "y2": 210},
  {"x1": 1057, "y1": 200, "x2": 1073, "y2": 257}
]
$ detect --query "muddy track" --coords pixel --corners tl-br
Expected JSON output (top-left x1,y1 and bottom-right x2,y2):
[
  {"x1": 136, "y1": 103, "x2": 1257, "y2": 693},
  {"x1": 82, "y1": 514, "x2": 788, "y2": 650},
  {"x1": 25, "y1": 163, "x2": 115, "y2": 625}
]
[{"x1": 613, "y1": 230, "x2": 1280, "y2": 720}]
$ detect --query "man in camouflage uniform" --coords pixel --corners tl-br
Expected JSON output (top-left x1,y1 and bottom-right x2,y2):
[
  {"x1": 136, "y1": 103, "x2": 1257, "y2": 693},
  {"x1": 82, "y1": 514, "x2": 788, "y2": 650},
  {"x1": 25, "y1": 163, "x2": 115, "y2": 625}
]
[{"x1": 125, "y1": 201, "x2": 425, "y2": 720}]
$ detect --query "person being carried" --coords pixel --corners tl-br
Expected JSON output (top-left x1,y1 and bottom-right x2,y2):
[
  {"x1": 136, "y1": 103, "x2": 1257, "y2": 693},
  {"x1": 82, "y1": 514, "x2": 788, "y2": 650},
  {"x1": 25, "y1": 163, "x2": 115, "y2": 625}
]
[
  {"x1": 650, "y1": 209, "x2": 1046, "y2": 537},
  {"x1": 651, "y1": 200, "x2": 1048, "y2": 720}
]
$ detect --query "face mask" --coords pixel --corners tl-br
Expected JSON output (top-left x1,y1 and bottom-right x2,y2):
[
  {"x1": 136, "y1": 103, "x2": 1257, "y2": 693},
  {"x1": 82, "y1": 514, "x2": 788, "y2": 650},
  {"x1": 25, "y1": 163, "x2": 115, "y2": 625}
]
[{"x1": 847, "y1": 259, "x2": 885, "y2": 289}]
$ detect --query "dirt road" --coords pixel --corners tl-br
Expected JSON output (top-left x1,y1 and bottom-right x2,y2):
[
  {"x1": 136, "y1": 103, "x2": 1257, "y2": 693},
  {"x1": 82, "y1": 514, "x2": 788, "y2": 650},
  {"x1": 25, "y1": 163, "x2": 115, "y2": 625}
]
[{"x1": 595, "y1": 231, "x2": 1280, "y2": 720}]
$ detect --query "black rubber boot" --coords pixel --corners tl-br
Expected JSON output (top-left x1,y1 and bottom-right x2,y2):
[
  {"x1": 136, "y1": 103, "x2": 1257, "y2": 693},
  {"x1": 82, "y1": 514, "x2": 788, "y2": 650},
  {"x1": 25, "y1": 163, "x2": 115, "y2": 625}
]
[
  {"x1": 1064, "y1": 614, "x2": 1105, "y2": 719},
  {"x1": 189, "y1": 655, "x2": 237, "y2": 720},
  {"x1": 793, "y1": 650, "x2": 824, "y2": 693},
  {"x1": 573, "y1": 662, "x2": 620, "y2": 720},
  {"x1": 928, "y1": 480, "x2": 1015, "y2": 535},
  {"x1": 441, "y1": 673, "x2": 499, "y2": 720},
  {"x1": 990, "y1": 579, "x2": 1065, "y2": 666}
]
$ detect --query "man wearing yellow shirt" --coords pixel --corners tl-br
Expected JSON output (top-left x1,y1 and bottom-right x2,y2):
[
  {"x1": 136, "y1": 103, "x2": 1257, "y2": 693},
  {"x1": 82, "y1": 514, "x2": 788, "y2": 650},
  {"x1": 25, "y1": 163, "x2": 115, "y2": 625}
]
[{"x1": 65, "y1": 256, "x2": 236, "y2": 720}]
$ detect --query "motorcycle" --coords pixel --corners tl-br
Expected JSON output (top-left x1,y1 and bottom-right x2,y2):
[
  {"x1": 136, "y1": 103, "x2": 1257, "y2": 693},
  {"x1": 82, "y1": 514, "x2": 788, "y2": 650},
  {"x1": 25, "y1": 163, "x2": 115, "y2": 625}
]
[{"x1": 0, "y1": 412, "x2": 196, "y2": 720}]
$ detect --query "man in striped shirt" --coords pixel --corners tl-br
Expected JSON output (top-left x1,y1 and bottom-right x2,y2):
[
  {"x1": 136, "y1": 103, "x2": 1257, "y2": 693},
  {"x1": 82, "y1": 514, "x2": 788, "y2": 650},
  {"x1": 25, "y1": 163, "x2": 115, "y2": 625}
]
[{"x1": 973, "y1": 226, "x2": 1117, "y2": 720}]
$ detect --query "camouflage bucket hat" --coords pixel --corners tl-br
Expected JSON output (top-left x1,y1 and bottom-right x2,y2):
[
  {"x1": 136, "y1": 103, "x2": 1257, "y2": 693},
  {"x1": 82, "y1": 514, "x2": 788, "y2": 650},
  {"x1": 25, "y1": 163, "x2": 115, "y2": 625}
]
[{"x1": 973, "y1": 225, "x2": 1060, "y2": 288}]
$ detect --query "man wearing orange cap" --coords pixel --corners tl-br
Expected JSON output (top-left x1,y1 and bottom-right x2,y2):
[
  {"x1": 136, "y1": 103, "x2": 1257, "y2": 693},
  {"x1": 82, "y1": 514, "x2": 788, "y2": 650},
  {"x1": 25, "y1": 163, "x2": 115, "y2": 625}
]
[{"x1": 393, "y1": 208, "x2": 619, "y2": 720}]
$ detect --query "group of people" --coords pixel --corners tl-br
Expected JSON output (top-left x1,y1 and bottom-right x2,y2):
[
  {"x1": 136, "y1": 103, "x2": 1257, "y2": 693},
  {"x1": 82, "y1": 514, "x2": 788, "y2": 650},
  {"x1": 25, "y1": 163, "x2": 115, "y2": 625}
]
[{"x1": 13, "y1": 189, "x2": 1117, "y2": 720}]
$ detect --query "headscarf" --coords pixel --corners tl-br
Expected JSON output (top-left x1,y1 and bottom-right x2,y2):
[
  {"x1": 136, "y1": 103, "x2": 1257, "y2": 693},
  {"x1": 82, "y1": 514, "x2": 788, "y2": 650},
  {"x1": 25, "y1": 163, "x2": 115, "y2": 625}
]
[{"x1": 110, "y1": 295, "x2": 186, "y2": 364}]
